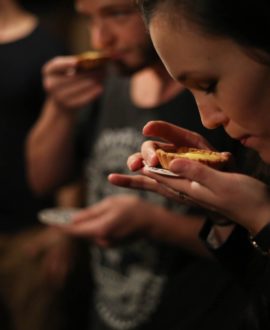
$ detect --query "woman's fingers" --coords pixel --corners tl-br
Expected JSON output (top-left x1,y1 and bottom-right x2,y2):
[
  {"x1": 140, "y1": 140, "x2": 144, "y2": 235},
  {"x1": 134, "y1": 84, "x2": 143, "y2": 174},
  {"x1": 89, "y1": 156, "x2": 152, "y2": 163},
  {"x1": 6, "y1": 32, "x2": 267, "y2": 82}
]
[
  {"x1": 141, "y1": 159, "x2": 222, "y2": 201},
  {"x1": 141, "y1": 141, "x2": 175, "y2": 167},
  {"x1": 108, "y1": 173, "x2": 192, "y2": 204},
  {"x1": 127, "y1": 152, "x2": 144, "y2": 171},
  {"x1": 108, "y1": 173, "x2": 160, "y2": 191},
  {"x1": 143, "y1": 121, "x2": 213, "y2": 149},
  {"x1": 128, "y1": 121, "x2": 216, "y2": 171},
  {"x1": 169, "y1": 158, "x2": 228, "y2": 192}
]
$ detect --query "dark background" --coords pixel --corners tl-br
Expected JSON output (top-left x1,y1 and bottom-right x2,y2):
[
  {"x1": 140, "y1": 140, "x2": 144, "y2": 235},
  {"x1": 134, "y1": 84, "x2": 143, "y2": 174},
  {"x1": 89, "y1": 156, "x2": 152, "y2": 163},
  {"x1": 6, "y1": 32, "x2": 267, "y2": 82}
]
[
  {"x1": 22, "y1": 0, "x2": 90, "y2": 53},
  {"x1": 22, "y1": 0, "x2": 74, "y2": 12}
]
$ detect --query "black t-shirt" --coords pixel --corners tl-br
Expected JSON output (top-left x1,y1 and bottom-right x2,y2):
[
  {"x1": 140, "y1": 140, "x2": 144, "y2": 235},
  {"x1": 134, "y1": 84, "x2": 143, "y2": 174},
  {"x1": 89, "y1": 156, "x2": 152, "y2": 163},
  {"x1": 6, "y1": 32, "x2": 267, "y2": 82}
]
[
  {"x1": 200, "y1": 221, "x2": 270, "y2": 330},
  {"x1": 76, "y1": 75, "x2": 247, "y2": 330},
  {"x1": 0, "y1": 24, "x2": 67, "y2": 232}
]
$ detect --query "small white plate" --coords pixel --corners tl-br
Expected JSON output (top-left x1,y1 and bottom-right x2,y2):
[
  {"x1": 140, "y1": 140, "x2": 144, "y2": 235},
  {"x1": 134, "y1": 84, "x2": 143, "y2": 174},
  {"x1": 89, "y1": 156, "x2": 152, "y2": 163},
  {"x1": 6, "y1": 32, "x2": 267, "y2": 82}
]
[
  {"x1": 38, "y1": 207, "x2": 81, "y2": 225},
  {"x1": 143, "y1": 162, "x2": 180, "y2": 177}
]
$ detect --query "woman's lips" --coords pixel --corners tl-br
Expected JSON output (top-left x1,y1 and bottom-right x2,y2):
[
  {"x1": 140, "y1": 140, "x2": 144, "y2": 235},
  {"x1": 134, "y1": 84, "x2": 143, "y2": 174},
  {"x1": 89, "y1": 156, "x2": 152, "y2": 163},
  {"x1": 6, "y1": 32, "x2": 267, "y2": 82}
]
[
  {"x1": 227, "y1": 132, "x2": 250, "y2": 146},
  {"x1": 240, "y1": 135, "x2": 249, "y2": 146},
  {"x1": 240, "y1": 135, "x2": 259, "y2": 148},
  {"x1": 227, "y1": 128, "x2": 260, "y2": 149}
]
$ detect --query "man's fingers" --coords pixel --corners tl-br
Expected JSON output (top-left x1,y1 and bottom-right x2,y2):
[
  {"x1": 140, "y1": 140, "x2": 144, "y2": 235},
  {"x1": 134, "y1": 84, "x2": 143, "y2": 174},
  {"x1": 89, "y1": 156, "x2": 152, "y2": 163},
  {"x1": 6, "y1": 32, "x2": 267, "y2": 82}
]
[
  {"x1": 71, "y1": 202, "x2": 107, "y2": 223},
  {"x1": 44, "y1": 56, "x2": 78, "y2": 74},
  {"x1": 43, "y1": 56, "x2": 78, "y2": 75}
]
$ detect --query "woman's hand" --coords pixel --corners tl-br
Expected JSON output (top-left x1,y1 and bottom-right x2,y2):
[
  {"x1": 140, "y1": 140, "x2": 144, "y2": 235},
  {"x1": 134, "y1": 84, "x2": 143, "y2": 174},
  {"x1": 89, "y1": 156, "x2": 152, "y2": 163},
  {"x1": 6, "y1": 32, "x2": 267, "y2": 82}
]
[
  {"x1": 110, "y1": 162, "x2": 270, "y2": 235},
  {"x1": 111, "y1": 120, "x2": 218, "y2": 204},
  {"x1": 132, "y1": 157, "x2": 270, "y2": 235},
  {"x1": 110, "y1": 120, "x2": 270, "y2": 235},
  {"x1": 127, "y1": 120, "x2": 214, "y2": 171}
]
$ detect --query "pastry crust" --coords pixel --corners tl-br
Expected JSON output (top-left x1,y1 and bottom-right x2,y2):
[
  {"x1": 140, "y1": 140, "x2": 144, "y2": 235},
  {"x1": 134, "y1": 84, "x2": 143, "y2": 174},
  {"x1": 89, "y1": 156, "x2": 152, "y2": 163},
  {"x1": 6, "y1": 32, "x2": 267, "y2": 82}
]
[
  {"x1": 76, "y1": 51, "x2": 109, "y2": 71},
  {"x1": 156, "y1": 147, "x2": 230, "y2": 170}
]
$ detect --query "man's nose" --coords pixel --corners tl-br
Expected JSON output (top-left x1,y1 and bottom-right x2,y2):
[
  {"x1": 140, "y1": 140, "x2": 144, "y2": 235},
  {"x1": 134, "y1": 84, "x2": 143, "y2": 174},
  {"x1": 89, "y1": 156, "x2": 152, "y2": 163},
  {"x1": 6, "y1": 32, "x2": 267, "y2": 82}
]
[{"x1": 90, "y1": 21, "x2": 115, "y2": 50}]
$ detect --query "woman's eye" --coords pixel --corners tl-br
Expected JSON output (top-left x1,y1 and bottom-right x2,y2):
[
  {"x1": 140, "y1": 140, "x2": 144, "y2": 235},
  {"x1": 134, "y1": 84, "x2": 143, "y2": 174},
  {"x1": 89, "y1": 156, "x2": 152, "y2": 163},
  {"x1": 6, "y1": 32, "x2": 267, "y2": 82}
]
[{"x1": 202, "y1": 81, "x2": 217, "y2": 95}]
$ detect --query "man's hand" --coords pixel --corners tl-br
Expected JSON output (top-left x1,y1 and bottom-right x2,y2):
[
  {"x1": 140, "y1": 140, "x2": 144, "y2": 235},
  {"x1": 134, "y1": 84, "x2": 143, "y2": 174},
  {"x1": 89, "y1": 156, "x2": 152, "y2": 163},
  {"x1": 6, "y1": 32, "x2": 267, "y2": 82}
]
[
  {"x1": 51, "y1": 195, "x2": 209, "y2": 256},
  {"x1": 43, "y1": 56, "x2": 105, "y2": 111},
  {"x1": 53, "y1": 195, "x2": 151, "y2": 246}
]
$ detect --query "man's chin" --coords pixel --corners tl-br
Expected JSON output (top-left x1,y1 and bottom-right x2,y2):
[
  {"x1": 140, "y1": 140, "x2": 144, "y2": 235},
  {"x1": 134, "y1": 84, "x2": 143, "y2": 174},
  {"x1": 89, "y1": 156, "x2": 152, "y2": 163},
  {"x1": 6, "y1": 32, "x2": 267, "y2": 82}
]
[
  {"x1": 112, "y1": 60, "x2": 146, "y2": 76},
  {"x1": 113, "y1": 57, "x2": 160, "y2": 76}
]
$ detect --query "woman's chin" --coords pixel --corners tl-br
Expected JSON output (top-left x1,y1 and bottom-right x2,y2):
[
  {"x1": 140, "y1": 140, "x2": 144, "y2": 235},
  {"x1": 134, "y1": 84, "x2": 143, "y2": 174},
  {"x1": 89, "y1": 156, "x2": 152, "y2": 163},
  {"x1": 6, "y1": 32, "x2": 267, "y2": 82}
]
[{"x1": 257, "y1": 149, "x2": 270, "y2": 164}]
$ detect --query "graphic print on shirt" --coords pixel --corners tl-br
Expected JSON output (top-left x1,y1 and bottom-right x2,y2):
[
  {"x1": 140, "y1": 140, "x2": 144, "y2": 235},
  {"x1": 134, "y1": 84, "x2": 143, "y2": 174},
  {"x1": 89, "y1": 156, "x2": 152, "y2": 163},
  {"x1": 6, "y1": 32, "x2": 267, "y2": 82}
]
[{"x1": 85, "y1": 128, "x2": 172, "y2": 330}]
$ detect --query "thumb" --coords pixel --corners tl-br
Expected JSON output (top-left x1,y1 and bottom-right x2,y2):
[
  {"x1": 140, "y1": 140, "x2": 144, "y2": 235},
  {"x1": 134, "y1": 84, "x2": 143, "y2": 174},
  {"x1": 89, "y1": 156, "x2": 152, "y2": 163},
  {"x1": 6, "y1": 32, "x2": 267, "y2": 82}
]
[{"x1": 169, "y1": 158, "x2": 223, "y2": 193}]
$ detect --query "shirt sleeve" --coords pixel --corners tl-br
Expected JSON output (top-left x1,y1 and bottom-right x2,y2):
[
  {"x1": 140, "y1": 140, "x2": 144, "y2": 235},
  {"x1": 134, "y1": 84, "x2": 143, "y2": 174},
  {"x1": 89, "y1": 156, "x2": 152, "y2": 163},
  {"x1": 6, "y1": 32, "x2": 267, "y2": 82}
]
[{"x1": 200, "y1": 219, "x2": 269, "y2": 289}]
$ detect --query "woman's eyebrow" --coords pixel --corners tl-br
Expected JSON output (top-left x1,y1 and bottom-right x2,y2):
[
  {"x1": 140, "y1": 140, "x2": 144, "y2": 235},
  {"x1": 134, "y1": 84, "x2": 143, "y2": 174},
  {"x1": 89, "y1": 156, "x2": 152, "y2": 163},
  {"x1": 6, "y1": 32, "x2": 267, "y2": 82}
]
[{"x1": 177, "y1": 71, "x2": 214, "y2": 83}]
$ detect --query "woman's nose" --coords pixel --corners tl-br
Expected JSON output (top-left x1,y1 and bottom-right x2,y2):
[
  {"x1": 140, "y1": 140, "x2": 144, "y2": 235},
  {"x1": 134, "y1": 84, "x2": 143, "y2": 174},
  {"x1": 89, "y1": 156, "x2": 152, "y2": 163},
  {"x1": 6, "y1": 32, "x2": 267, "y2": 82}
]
[{"x1": 196, "y1": 98, "x2": 228, "y2": 129}]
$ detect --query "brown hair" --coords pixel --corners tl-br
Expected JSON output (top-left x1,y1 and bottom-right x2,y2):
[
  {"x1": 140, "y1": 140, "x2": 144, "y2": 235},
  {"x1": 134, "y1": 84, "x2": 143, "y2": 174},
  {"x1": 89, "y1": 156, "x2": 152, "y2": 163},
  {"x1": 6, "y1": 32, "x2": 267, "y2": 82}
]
[{"x1": 136, "y1": 0, "x2": 270, "y2": 64}]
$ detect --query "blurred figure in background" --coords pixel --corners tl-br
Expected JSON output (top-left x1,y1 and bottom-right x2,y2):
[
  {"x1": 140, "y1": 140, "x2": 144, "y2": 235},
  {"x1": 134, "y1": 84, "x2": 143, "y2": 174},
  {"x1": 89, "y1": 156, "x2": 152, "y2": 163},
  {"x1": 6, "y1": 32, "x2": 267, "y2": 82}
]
[
  {"x1": 0, "y1": 1, "x2": 85, "y2": 330},
  {"x1": 27, "y1": 0, "x2": 247, "y2": 330}
]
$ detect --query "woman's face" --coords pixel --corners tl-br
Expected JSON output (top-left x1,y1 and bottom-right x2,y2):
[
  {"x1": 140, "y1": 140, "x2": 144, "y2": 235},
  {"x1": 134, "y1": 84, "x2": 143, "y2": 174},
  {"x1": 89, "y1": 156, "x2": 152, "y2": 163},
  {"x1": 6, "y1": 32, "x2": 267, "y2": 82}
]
[{"x1": 150, "y1": 14, "x2": 270, "y2": 163}]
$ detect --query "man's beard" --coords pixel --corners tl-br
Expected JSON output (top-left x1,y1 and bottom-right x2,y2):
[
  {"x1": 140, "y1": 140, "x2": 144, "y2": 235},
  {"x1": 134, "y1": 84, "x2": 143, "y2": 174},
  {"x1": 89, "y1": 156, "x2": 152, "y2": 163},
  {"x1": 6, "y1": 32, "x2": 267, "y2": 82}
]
[{"x1": 112, "y1": 41, "x2": 160, "y2": 76}]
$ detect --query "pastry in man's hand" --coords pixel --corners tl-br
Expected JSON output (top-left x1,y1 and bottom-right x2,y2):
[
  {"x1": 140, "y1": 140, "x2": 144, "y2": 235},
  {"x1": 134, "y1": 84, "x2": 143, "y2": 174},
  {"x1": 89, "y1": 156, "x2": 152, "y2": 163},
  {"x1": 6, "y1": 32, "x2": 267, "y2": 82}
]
[
  {"x1": 76, "y1": 51, "x2": 110, "y2": 71},
  {"x1": 156, "y1": 147, "x2": 231, "y2": 170}
]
